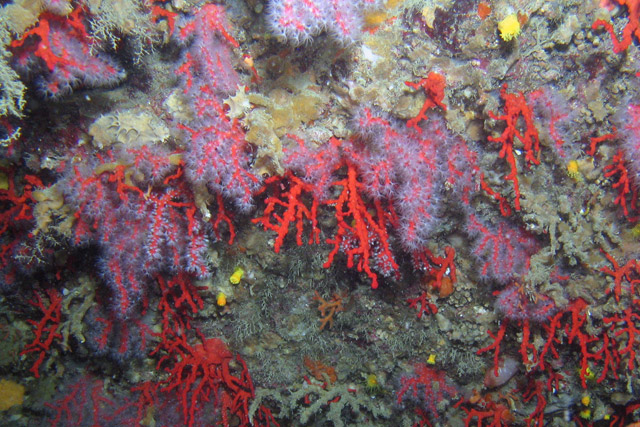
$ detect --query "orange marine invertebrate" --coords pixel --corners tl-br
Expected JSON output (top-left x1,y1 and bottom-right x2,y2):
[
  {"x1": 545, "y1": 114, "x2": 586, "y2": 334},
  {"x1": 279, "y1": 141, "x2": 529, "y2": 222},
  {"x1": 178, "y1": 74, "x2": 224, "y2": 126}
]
[
  {"x1": 313, "y1": 291, "x2": 346, "y2": 330},
  {"x1": 304, "y1": 356, "x2": 337, "y2": 384}
]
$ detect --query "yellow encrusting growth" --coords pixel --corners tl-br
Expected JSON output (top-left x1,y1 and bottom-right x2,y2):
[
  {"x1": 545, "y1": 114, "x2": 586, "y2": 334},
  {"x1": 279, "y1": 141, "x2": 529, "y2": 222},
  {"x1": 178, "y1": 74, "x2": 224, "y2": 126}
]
[
  {"x1": 567, "y1": 160, "x2": 583, "y2": 182},
  {"x1": 583, "y1": 366, "x2": 596, "y2": 381},
  {"x1": 364, "y1": 11, "x2": 387, "y2": 27},
  {"x1": 579, "y1": 409, "x2": 591, "y2": 420},
  {"x1": 386, "y1": 0, "x2": 403, "y2": 7},
  {"x1": 216, "y1": 292, "x2": 227, "y2": 307},
  {"x1": 229, "y1": 267, "x2": 244, "y2": 284},
  {"x1": 0, "y1": 379, "x2": 25, "y2": 411},
  {"x1": 363, "y1": 0, "x2": 404, "y2": 28},
  {"x1": 498, "y1": 14, "x2": 521, "y2": 41}
]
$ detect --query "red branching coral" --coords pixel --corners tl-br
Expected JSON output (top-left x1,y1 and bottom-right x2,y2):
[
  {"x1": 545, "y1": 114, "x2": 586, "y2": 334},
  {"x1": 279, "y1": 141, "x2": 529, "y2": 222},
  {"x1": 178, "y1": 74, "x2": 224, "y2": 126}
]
[
  {"x1": 146, "y1": 272, "x2": 255, "y2": 426},
  {"x1": 485, "y1": 84, "x2": 540, "y2": 212},
  {"x1": 600, "y1": 250, "x2": 639, "y2": 302},
  {"x1": 593, "y1": 0, "x2": 640, "y2": 53},
  {"x1": 604, "y1": 151, "x2": 637, "y2": 218},
  {"x1": 455, "y1": 395, "x2": 515, "y2": 427},
  {"x1": 20, "y1": 289, "x2": 62, "y2": 378},
  {"x1": 397, "y1": 364, "x2": 457, "y2": 420},
  {"x1": 252, "y1": 171, "x2": 320, "y2": 253},
  {"x1": 405, "y1": 72, "x2": 447, "y2": 132},
  {"x1": 324, "y1": 161, "x2": 398, "y2": 289},
  {"x1": 0, "y1": 168, "x2": 43, "y2": 284},
  {"x1": 407, "y1": 292, "x2": 438, "y2": 318},
  {"x1": 10, "y1": 7, "x2": 125, "y2": 97}
]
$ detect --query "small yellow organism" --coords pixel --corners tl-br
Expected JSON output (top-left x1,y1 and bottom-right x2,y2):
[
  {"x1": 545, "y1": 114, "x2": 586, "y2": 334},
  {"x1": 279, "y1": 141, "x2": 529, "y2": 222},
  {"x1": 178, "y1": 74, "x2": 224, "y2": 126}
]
[
  {"x1": 229, "y1": 267, "x2": 244, "y2": 284},
  {"x1": 426, "y1": 354, "x2": 437, "y2": 365},
  {"x1": 567, "y1": 160, "x2": 583, "y2": 182},
  {"x1": 216, "y1": 292, "x2": 227, "y2": 307},
  {"x1": 365, "y1": 373, "x2": 383, "y2": 395},
  {"x1": 583, "y1": 366, "x2": 596, "y2": 381},
  {"x1": 581, "y1": 395, "x2": 591, "y2": 407},
  {"x1": 631, "y1": 223, "x2": 640, "y2": 237},
  {"x1": 366, "y1": 374, "x2": 378, "y2": 388},
  {"x1": 498, "y1": 14, "x2": 521, "y2": 42},
  {"x1": 579, "y1": 409, "x2": 591, "y2": 420}
]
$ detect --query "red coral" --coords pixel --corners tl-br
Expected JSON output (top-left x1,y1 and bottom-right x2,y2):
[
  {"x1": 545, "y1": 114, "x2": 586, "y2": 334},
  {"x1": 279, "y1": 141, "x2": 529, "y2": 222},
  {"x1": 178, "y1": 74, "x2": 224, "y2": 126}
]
[
  {"x1": 157, "y1": 335, "x2": 254, "y2": 427},
  {"x1": 479, "y1": 296, "x2": 629, "y2": 389},
  {"x1": 11, "y1": 7, "x2": 90, "y2": 72},
  {"x1": 397, "y1": 364, "x2": 457, "y2": 419},
  {"x1": 176, "y1": 4, "x2": 260, "y2": 212},
  {"x1": 0, "y1": 169, "x2": 41, "y2": 235},
  {"x1": 150, "y1": 2, "x2": 178, "y2": 35},
  {"x1": 408, "y1": 247, "x2": 457, "y2": 318},
  {"x1": 0, "y1": 168, "x2": 43, "y2": 280},
  {"x1": 412, "y1": 246, "x2": 457, "y2": 292},
  {"x1": 604, "y1": 306, "x2": 640, "y2": 370},
  {"x1": 46, "y1": 377, "x2": 117, "y2": 427},
  {"x1": 10, "y1": 7, "x2": 124, "y2": 97},
  {"x1": 600, "y1": 250, "x2": 639, "y2": 302},
  {"x1": 67, "y1": 146, "x2": 223, "y2": 318},
  {"x1": 477, "y1": 321, "x2": 508, "y2": 377},
  {"x1": 485, "y1": 84, "x2": 540, "y2": 212},
  {"x1": 255, "y1": 138, "x2": 399, "y2": 289},
  {"x1": 407, "y1": 291, "x2": 438, "y2": 318},
  {"x1": 324, "y1": 161, "x2": 398, "y2": 289},
  {"x1": 252, "y1": 171, "x2": 320, "y2": 253},
  {"x1": 20, "y1": 289, "x2": 62, "y2": 378},
  {"x1": 521, "y1": 378, "x2": 547, "y2": 426},
  {"x1": 593, "y1": 0, "x2": 640, "y2": 53},
  {"x1": 405, "y1": 72, "x2": 447, "y2": 132},
  {"x1": 149, "y1": 273, "x2": 254, "y2": 426},
  {"x1": 587, "y1": 128, "x2": 617, "y2": 157},
  {"x1": 604, "y1": 151, "x2": 637, "y2": 218},
  {"x1": 466, "y1": 213, "x2": 538, "y2": 282},
  {"x1": 455, "y1": 396, "x2": 515, "y2": 427}
]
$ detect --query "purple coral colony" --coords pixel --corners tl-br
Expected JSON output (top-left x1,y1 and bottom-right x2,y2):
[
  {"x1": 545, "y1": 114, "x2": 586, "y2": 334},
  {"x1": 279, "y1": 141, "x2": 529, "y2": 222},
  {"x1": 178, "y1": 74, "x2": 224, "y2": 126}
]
[{"x1": 2, "y1": 0, "x2": 640, "y2": 425}]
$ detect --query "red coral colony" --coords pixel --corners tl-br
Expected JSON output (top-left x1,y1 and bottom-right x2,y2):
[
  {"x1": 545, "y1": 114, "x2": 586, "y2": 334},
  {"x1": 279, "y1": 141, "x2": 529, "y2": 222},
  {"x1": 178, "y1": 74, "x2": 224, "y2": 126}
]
[{"x1": 2, "y1": 0, "x2": 640, "y2": 426}]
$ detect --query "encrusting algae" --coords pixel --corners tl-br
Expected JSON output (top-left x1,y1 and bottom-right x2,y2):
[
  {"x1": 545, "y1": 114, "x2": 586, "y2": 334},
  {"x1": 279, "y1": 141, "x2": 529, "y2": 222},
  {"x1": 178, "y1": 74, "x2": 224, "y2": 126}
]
[{"x1": 0, "y1": 379, "x2": 24, "y2": 411}]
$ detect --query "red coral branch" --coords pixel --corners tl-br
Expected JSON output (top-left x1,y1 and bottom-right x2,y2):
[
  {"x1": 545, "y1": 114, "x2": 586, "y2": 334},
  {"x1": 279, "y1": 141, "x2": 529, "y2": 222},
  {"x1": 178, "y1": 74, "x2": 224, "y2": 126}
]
[
  {"x1": 405, "y1": 72, "x2": 447, "y2": 131},
  {"x1": 592, "y1": 0, "x2": 640, "y2": 53},
  {"x1": 324, "y1": 161, "x2": 398, "y2": 289},
  {"x1": 397, "y1": 364, "x2": 457, "y2": 418},
  {"x1": 604, "y1": 307, "x2": 640, "y2": 370},
  {"x1": 252, "y1": 172, "x2": 320, "y2": 253},
  {"x1": 20, "y1": 289, "x2": 63, "y2": 378},
  {"x1": 407, "y1": 291, "x2": 438, "y2": 318},
  {"x1": 10, "y1": 7, "x2": 90, "y2": 72},
  {"x1": 587, "y1": 128, "x2": 617, "y2": 156},
  {"x1": 600, "y1": 250, "x2": 638, "y2": 302},
  {"x1": 480, "y1": 173, "x2": 512, "y2": 217},
  {"x1": 477, "y1": 321, "x2": 508, "y2": 377},
  {"x1": 604, "y1": 151, "x2": 637, "y2": 218},
  {"x1": 521, "y1": 378, "x2": 547, "y2": 427},
  {"x1": 486, "y1": 84, "x2": 540, "y2": 212}
]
